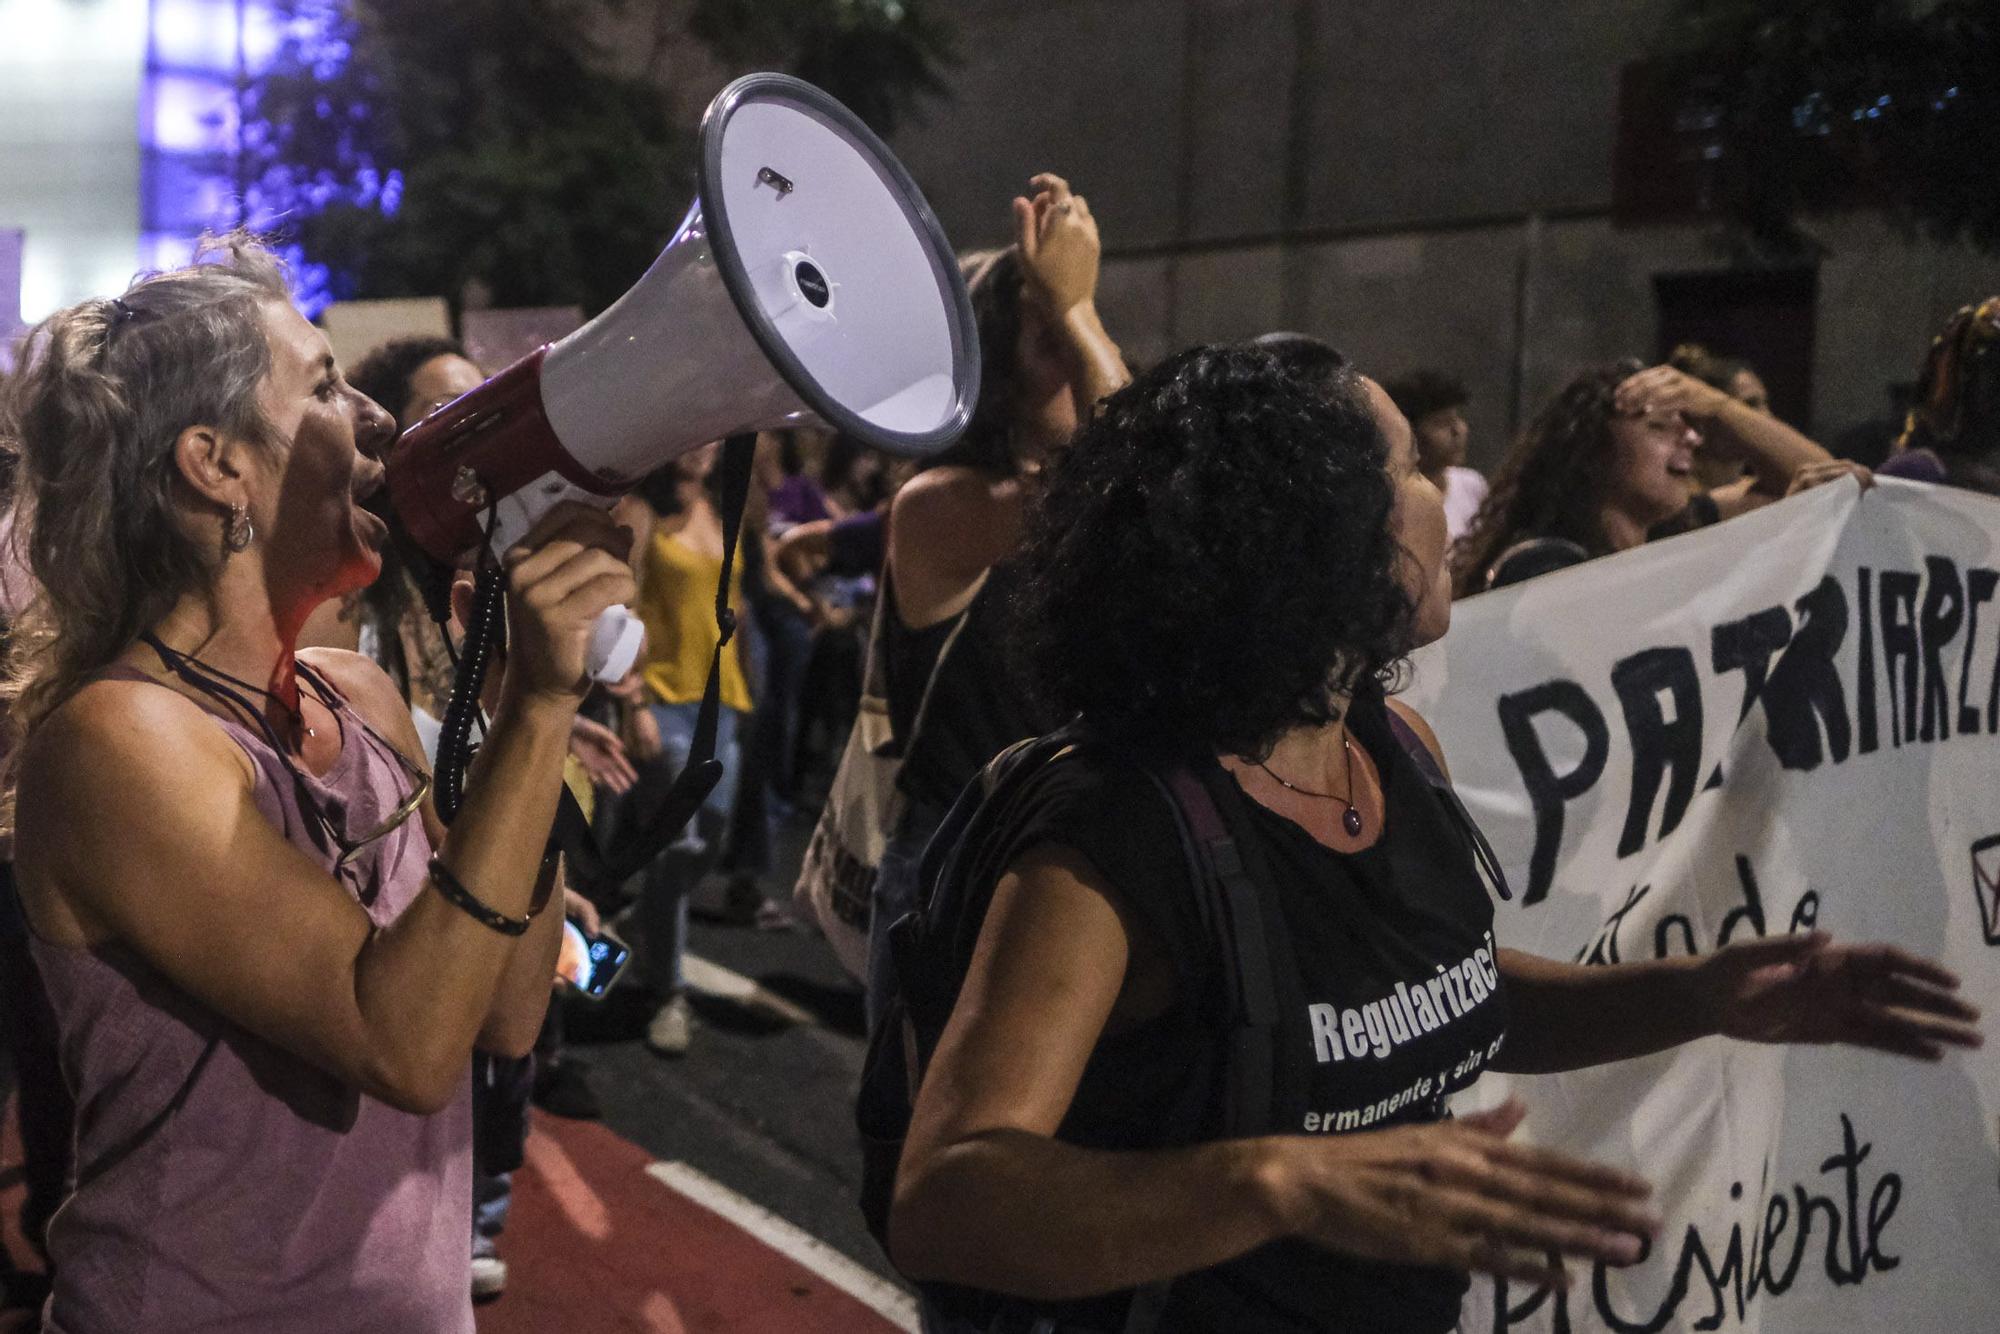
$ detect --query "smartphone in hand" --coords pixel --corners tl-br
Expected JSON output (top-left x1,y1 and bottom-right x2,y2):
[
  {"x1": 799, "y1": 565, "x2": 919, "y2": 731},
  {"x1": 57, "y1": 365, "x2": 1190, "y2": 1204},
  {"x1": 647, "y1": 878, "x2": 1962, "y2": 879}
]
[{"x1": 558, "y1": 920, "x2": 633, "y2": 1002}]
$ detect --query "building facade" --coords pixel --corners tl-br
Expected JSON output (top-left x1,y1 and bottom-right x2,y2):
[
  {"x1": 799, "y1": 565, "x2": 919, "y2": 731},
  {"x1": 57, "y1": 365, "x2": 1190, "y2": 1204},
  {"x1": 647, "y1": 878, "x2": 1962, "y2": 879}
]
[{"x1": 886, "y1": 0, "x2": 2000, "y2": 464}]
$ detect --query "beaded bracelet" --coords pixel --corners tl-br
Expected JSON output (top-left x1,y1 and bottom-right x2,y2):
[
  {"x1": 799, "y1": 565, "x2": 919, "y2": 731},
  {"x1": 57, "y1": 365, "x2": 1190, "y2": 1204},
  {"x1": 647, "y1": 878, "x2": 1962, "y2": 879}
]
[{"x1": 428, "y1": 856, "x2": 534, "y2": 937}]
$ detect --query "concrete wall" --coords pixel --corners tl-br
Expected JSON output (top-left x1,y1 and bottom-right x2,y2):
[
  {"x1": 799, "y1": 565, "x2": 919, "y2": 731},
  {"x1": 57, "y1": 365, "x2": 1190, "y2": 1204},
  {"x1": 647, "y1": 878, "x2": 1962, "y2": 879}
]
[{"x1": 885, "y1": 0, "x2": 2000, "y2": 467}]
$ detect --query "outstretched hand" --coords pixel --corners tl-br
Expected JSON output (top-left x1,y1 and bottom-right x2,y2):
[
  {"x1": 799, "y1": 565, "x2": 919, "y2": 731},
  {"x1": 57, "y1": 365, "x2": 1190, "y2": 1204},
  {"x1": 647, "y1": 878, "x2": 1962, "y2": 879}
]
[
  {"x1": 1273, "y1": 1098, "x2": 1657, "y2": 1290},
  {"x1": 1707, "y1": 932, "x2": 1983, "y2": 1060},
  {"x1": 569, "y1": 714, "x2": 638, "y2": 794}
]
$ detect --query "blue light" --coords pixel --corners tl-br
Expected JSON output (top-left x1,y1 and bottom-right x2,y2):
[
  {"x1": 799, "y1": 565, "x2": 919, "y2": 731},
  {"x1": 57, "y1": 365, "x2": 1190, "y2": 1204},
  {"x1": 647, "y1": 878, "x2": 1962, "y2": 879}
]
[
  {"x1": 150, "y1": 0, "x2": 241, "y2": 71},
  {"x1": 147, "y1": 73, "x2": 239, "y2": 154},
  {"x1": 142, "y1": 0, "x2": 391, "y2": 312}
]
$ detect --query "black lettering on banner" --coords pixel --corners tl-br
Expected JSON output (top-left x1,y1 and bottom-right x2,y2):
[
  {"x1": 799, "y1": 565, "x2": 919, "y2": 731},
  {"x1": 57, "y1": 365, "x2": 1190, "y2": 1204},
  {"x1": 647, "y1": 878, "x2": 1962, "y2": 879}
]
[
  {"x1": 1788, "y1": 890, "x2": 1820, "y2": 933},
  {"x1": 1712, "y1": 606, "x2": 1792, "y2": 725},
  {"x1": 1878, "y1": 569, "x2": 1921, "y2": 746},
  {"x1": 1718, "y1": 855, "x2": 1767, "y2": 946},
  {"x1": 1976, "y1": 564, "x2": 2000, "y2": 736},
  {"x1": 1856, "y1": 566, "x2": 1879, "y2": 753},
  {"x1": 1577, "y1": 882, "x2": 1650, "y2": 966},
  {"x1": 1656, "y1": 913, "x2": 1697, "y2": 957},
  {"x1": 1491, "y1": 1115, "x2": 1903, "y2": 1332},
  {"x1": 1763, "y1": 576, "x2": 1852, "y2": 769},
  {"x1": 1958, "y1": 567, "x2": 1997, "y2": 735},
  {"x1": 1918, "y1": 556, "x2": 1965, "y2": 742},
  {"x1": 1497, "y1": 680, "x2": 1609, "y2": 905},
  {"x1": 1611, "y1": 647, "x2": 1702, "y2": 857},
  {"x1": 1656, "y1": 860, "x2": 1768, "y2": 964},
  {"x1": 1585, "y1": 851, "x2": 1811, "y2": 961},
  {"x1": 1758, "y1": 1185, "x2": 1803, "y2": 1295}
]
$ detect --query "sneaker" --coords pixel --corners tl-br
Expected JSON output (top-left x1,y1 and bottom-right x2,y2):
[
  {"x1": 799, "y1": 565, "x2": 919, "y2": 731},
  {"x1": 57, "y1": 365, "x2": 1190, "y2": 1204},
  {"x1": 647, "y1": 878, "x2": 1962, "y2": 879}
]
[
  {"x1": 646, "y1": 993, "x2": 693, "y2": 1056},
  {"x1": 531, "y1": 1058, "x2": 602, "y2": 1120},
  {"x1": 470, "y1": 1241, "x2": 507, "y2": 1302}
]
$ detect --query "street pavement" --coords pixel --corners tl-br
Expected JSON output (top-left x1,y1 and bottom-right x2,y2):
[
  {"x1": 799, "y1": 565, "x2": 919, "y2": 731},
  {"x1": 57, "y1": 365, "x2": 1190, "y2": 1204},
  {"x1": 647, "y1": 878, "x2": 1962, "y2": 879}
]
[{"x1": 474, "y1": 810, "x2": 911, "y2": 1330}]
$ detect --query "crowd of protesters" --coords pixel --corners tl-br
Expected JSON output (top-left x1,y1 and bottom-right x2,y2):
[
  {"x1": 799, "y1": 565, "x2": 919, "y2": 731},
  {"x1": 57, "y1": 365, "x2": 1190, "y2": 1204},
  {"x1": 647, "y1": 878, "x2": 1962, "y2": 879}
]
[{"x1": 0, "y1": 159, "x2": 1991, "y2": 1334}]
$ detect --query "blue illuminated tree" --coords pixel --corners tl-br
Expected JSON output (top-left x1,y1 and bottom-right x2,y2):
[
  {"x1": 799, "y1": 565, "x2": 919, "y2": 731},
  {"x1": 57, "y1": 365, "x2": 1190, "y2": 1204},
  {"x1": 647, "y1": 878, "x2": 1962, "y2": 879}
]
[{"x1": 245, "y1": 0, "x2": 955, "y2": 313}]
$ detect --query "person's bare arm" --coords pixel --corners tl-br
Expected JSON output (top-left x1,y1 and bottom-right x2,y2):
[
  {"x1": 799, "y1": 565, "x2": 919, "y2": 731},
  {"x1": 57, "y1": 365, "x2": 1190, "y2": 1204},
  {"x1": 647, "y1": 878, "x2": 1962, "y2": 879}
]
[
  {"x1": 890, "y1": 846, "x2": 1656, "y2": 1298},
  {"x1": 308, "y1": 647, "x2": 564, "y2": 1059},
  {"x1": 17, "y1": 504, "x2": 633, "y2": 1114},
  {"x1": 772, "y1": 518, "x2": 834, "y2": 589},
  {"x1": 887, "y1": 467, "x2": 1023, "y2": 629},
  {"x1": 760, "y1": 535, "x2": 823, "y2": 624},
  {"x1": 1495, "y1": 939, "x2": 1979, "y2": 1072}
]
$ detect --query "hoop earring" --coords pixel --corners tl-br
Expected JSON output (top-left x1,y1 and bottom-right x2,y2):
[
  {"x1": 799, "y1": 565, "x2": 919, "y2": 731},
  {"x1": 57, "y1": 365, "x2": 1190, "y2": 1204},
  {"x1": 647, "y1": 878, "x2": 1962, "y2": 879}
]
[{"x1": 224, "y1": 503, "x2": 254, "y2": 554}]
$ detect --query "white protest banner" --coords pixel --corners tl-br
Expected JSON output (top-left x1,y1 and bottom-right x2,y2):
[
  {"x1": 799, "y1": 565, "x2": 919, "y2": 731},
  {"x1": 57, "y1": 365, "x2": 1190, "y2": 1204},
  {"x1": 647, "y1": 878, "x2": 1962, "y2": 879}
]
[{"x1": 1403, "y1": 479, "x2": 2000, "y2": 1333}]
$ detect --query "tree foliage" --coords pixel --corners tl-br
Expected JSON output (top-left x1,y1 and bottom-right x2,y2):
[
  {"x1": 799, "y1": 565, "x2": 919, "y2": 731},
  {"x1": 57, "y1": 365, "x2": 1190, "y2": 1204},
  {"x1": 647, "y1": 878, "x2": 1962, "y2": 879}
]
[
  {"x1": 246, "y1": 0, "x2": 956, "y2": 313},
  {"x1": 1655, "y1": 0, "x2": 2000, "y2": 253}
]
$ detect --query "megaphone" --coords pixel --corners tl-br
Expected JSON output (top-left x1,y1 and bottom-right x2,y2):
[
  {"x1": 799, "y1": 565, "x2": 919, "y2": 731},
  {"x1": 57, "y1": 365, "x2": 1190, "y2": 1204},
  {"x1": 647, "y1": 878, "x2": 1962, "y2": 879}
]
[{"x1": 383, "y1": 71, "x2": 980, "y2": 684}]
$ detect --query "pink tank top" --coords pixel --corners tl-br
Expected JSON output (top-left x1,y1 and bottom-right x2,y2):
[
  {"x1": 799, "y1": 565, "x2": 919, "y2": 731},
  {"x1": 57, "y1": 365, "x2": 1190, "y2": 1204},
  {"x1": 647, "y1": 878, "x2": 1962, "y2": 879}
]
[{"x1": 28, "y1": 664, "x2": 473, "y2": 1334}]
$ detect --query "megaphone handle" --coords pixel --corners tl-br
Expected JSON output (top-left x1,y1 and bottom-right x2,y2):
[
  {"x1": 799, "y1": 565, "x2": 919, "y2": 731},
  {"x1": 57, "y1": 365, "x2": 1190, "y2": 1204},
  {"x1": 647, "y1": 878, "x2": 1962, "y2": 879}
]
[{"x1": 587, "y1": 606, "x2": 647, "y2": 683}]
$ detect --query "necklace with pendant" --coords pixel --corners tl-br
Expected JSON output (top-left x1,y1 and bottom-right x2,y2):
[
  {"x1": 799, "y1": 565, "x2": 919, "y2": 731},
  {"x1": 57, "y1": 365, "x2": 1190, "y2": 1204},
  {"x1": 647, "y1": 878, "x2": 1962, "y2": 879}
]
[{"x1": 1257, "y1": 735, "x2": 1364, "y2": 837}]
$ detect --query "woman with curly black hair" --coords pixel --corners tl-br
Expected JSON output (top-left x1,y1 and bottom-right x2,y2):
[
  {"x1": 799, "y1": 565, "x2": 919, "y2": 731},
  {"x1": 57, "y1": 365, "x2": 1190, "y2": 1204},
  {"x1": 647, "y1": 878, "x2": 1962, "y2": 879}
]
[
  {"x1": 884, "y1": 343, "x2": 1980, "y2": 1333},
  {"x1": 1452, "y1": 359, "x2": 1849, "y2": 596}
]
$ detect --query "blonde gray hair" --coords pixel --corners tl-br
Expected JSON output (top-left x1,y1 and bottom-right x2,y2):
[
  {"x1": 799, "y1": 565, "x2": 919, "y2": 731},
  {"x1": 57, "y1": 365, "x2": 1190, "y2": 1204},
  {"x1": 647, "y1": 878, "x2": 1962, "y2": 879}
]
[{"x1": 0, "y1": 231, "x2": 292, "y2": 737}]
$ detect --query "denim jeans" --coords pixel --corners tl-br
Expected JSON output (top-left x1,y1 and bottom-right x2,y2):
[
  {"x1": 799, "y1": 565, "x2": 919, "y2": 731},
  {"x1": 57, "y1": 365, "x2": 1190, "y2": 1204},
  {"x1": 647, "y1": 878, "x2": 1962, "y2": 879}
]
[{"x1": 605, "y1": 702, "x2": 741, "y2": 994}]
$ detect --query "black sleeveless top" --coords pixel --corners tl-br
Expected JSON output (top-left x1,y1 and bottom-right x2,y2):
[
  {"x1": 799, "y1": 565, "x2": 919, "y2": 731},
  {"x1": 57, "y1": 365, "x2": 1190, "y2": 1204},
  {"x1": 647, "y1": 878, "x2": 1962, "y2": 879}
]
[
  {"x1": 954, "y1": 692, "x2": 1509, "y2": 1332},
  {"x1": 883, "y1": 564, "x2": 1050, "y2": 812}
]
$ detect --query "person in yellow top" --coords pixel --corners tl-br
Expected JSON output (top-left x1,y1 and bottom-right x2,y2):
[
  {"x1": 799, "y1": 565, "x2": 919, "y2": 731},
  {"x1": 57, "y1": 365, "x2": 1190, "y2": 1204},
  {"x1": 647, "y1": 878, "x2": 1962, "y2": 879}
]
[{"x1": 610, "y1": 444, "x2": 751, "y2": 1055}]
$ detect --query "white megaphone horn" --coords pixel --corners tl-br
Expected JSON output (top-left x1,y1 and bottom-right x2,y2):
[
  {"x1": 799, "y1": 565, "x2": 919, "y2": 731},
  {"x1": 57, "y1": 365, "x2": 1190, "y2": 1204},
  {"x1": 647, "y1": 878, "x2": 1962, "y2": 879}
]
[{"x1": 383, "y1": 72, "x2": 980, "y2": 684}]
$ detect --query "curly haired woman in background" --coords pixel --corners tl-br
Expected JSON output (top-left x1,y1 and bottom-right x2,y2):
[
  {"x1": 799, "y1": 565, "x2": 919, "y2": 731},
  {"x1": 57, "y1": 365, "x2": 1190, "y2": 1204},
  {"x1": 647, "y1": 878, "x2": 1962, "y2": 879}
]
[{"x1": 1452, "y1": 358, "x2": 1853, "y2": 594}]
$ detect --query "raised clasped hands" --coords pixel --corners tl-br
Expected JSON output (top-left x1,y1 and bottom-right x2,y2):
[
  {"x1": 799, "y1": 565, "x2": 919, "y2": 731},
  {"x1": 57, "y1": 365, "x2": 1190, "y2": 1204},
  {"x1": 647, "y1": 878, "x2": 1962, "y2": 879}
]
[
  {"x1": 1704, "y1": 931, "x2": 1984, "y2": 1060},
  {"x1": 1267, "y1": 1099, "x2": 1658, "y2": 1290},
  {"x1": 1013, "y1": 171, "x2": 1100, "y2": 318}
]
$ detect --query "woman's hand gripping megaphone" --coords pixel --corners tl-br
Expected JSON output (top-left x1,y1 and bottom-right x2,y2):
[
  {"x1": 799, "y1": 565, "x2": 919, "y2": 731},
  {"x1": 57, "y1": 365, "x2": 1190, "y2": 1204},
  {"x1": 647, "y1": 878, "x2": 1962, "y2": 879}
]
[{"x1": 499, "y1": 502, "x2": 638, "y2": 702}]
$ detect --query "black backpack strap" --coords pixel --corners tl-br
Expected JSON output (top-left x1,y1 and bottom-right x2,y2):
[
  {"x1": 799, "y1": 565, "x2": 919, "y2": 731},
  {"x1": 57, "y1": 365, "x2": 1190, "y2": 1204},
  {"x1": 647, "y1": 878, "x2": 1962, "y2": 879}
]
[
  {"x1": 1384, "y1": 705, "x2": 1445, "y2": 788},
  {"x1": 1383, "y1": 704, "x2": 1512, "y2": 902},
  {"x1": 1104, "y1": 765, "x2": 1290, "y2": 1334},
  {"x1": 558, "y1": 432, "x2": 758, "y2": 894},
  {"x1": 1159, "y1": 768, "x2": 1279, "y2": 1133}
]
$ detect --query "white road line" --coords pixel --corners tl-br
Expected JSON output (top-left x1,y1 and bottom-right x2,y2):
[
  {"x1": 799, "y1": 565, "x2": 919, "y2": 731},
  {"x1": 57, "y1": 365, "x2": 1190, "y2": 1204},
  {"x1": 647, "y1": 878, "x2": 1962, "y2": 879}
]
[
  {"x1": 645, "y1": 1159, "x2": 919, "y2": 1332},
  {"x1": 681, "y1": 952, "x2": 821, "y2": 1028}
]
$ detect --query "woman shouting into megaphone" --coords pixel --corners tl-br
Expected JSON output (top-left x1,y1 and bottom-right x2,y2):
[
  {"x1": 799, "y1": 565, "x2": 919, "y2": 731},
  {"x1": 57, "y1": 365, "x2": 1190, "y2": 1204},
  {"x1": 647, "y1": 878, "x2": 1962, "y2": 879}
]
[{"x1": 1, "y1": 234, "x2": 634, "y2": 1333}]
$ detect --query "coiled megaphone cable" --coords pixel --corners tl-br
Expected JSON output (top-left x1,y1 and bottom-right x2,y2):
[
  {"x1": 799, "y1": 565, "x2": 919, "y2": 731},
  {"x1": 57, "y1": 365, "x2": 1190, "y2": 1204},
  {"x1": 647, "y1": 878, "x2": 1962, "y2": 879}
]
[
  {"x1": 434, "y1": 550, "x2": 506, "y2": 825},
  {"x1": 423, "y1": 436, "x2": 758, "y2": 906}
]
